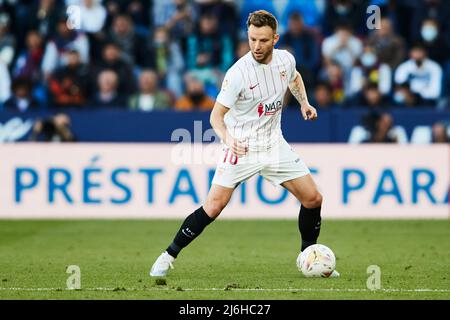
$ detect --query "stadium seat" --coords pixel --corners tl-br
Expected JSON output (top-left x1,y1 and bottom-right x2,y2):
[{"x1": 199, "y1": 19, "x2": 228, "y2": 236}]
[
  {"x1": 410, "y1": 126, "x2": 432, "y2": 144},
  {"x1": 392, "y1": 126, "x2": 409, "y2": 144},
  {"x1": 348, "y1": 125, "x2": 369, "y2": 143}
]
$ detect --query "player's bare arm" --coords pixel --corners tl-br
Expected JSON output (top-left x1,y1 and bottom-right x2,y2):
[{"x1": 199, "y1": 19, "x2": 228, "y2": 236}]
[
  {"x1": 210, "y1": 101, "x2": 248, "y2": 156},
  {"x1": 289, "y1": 71, "x2": 318, "y2": 121}
]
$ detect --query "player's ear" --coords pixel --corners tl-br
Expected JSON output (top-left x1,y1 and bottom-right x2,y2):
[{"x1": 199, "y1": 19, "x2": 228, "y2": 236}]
[{"x1": 273, "y1": 33, "x2": 280, "y2": 46}]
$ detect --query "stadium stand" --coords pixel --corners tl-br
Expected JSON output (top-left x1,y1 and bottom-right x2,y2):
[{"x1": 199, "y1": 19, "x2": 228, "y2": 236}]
[{"x1": 0, "y1": 0, "x2": 448, "y2": 143}]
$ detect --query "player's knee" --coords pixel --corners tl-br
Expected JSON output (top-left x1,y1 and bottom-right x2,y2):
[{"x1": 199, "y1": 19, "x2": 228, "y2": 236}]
[{"x1": 303, "y1": 192, "x2": 323, "y2": 209}]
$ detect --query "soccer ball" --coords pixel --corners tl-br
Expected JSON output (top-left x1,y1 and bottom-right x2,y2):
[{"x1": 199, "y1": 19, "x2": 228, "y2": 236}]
[{"x1": 296, "y1": 244, "x2": 336, "y2": 278}]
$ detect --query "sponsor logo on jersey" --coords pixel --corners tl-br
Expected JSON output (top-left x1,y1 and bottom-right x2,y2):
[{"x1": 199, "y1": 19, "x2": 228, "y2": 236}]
[
  {"x1": 257, "y1": 103, "x2": 264, "y2": 117},
  {"x1": 257, "y1": 101, "x2": 282, "y2": 117},
  {"x1": 264, "y1": 100, "x2": 282, "y2": 115},
  {"x1": 280, "y1": 70, "x2": 287, "y2": 78}
]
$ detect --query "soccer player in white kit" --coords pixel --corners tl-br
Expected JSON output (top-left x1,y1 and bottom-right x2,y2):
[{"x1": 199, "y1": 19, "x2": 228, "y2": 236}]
[{"x1": 150, "y1": 10, "x2": 337, "y2": 277}]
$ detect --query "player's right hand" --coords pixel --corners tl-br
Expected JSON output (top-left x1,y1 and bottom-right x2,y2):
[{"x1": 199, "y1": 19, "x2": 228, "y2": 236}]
[{"x1": 225, "y1": 136, "x2": 248, "y2": 157}]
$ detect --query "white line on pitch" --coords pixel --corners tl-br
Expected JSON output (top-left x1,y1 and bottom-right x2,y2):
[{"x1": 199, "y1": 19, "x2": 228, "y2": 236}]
[{"x1": 1, "y1": 287, "x2": 449, "y2": 293}]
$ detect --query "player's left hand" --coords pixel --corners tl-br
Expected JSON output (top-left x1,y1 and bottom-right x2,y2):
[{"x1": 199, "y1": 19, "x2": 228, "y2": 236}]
[{"x1": 301, "y1": 104, "x2": 318, "y2": 121}]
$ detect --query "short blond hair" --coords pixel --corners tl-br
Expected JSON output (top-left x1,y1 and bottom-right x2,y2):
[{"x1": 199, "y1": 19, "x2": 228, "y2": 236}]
[{"x1": 247, "y1": 10, "x2": 278, "y2": 32}]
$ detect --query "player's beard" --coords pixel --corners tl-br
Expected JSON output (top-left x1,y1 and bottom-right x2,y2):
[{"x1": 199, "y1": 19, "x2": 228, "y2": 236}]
[{"x1": 252, "y1": 47, "x2": 273, "y2": 64}]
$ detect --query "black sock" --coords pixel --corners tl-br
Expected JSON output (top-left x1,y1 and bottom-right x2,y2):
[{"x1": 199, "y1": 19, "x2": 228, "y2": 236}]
[
  {"x1": 299, "y1": 205, "x2": 322, "y2": 251},
  {"x1": 166, "y1": 206, "x2": 214, "y2": 258}
]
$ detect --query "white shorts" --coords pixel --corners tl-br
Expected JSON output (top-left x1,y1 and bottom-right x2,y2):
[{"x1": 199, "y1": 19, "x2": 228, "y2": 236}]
[{"x1": 211, "y1": 138, "x2": 310, "y2": 188}]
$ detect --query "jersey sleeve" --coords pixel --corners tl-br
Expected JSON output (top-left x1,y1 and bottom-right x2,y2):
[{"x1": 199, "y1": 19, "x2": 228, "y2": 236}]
[
  {"x1": 284, "y1": 50, "x2": 298, "y2": 83},
  {"x1": 216, "y1": 67, "x2": 243, "y2": 109}
]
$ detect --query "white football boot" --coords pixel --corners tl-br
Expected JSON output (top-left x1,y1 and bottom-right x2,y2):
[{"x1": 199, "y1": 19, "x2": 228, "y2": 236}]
[
  {"x1": 330, "y1": 270, "x2": 340, "y2": 277},
  {"x1": 149, "y1": 251, "x2": 175, "y2": 277}
]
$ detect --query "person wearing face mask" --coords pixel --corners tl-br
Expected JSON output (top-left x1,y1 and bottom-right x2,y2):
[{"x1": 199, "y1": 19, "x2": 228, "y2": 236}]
[
  {"x1": 394, "y1": 44, "x2": 442, "y2": 106},
  {"x1": 349, "y1": 44, "x2": 392, "y2": 98},
  {"x1": 419, "y1": 18, "x2": 450, "y2": 97},
  {"x1": 175, "y1": 72, "x2": 214, "y2": 111},
  {"x1": 419, "y1": 18, "x2": 450, "y2": 66},
  {"x1": 392, "y1": 83, "x2": 420, "y2": 107}
]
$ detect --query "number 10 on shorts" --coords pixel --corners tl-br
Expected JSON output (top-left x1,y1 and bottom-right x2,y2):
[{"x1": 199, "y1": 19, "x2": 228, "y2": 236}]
[{"x1": 223, "y1": 148, "x2": 238, "y2": 165}]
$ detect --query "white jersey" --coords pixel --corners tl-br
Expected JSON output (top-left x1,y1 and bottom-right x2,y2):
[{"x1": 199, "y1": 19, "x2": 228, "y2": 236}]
[{"x1": 216, "y1": 49, "x2": 297, "y2": 151}]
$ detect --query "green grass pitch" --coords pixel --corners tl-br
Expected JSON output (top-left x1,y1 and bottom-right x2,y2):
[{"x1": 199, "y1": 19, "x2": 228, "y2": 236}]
[{"x1": 0, "y1": 219, "x2": 449, "y2": 300}]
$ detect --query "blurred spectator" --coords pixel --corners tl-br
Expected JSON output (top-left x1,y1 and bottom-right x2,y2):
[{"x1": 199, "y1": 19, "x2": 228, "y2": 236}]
[
  {"x1": 322, "y1": 0, "x2": 366, "y2": 36},
  {"x1": 160, "y1": 0, "x2": 195, "y2": 46},
  {"x1": 0, "y1": 12, "x2": 15, "y2": 68},
  {"x1": 239, "y1": 0, "x2": 276, "y2": 37},
  {"x1": 278, "y1": 12, "x2": 320, "y2": 90},
  {"x1": 350, "y1": 83, "x2": 390, "y2": 109},
  {"x1": 195, "y1": 0, "x2": 239, "y2": 41},
  {"x1": 73, "y1": 0, "x2": 108, "y2": 34},
  {"x1": 94, "y1": 42, "x2": 136, "y2": 96},
  {"x1": 129, "y1": 70, "x2": 173, "y2": 111},
  {"x1": 376, "y1": 0, "x2": 422, "y2": 46},
  {"x1": 349, "y1": 44, "x2": 392, "y2": 97},
  {"x1": 0, "y1": 0, "x2": 447, "y2": 115},
  {"x1": 3, "y1": 78, "x2": 39, "y2": 112},
  {"x1": 280, "y1": 0, "x2": 322, "y2": 33},
  {"x1": 148, "y1": 26, "x2": 184, "y2": 97},
  {"x1": 311, "y1": 82, "x2": 337, "y2": 109},
  {"x1": 29, "y1": 0, "x2": 64, "y2": 40},
  {"x1": 321, "y1": 23, "x2": 363, "y2": 88},
  {"x1": 41, "y1": 15, "x2": 90, "y2": 80},
  {"x1": 419, "y1": 18, "x2": 450, "y2": 66},
  {"x1": 108, "y1": 14, "x2": 149, "y2": 67},
  {"x1": 392, "y1": 83, "x2": 421, "y2": 108},
  {"x1": 394, "y1": 44, "x2": 442, "y2": 106},
  {"x1": 415, "y1": 0, "x2": 450, "y2": 43},
  {"x1": 103, "y1": 0, "x2": 151, "y2": 31},
  {"x1": 13, "y1": 30, "x2": 44, "y2": 84},
  {"x1": 366, "y1": 17, "x2": 406, "y2": 69},
  {"x1": 175, "y1": 72, "x2": 215, "y2": 111},
  {"x1": 29, "y1": 113, "x2": 76, "y2": 142},
  {"x1": 186, "y1": 12, "x2": 233, "y2": 95},
  {"x1": 102, "y1": 0, "x2": 121, "y2": 29},
  {"x1": 124, "y1": 0, "x2": 151, "y2": 32},
  {"x1": 187, "y1": 12, "x2": 233, "y2": 72},
  {"x1": 4, "y1": 0, "x2": 34, "y2": 54},
  {"x1": 153, "y1": 0, "x2": 178, "y2": 29},
  {"x1": 431, "y1": 122, "x2": 450, "y2": 143},
  {"x1": 418, "y1": 17, "x2": 450, "y2": 96},
  {"x1": 89, "y1": 69, "x2": 127, "y2": 108},
  {"x1": 0, "y1": 60, "x2": 11, "y2": 103},
  {"x1": 362, "y1": 112, "x2": 398, "y2": 143},
  {"x1": 318, "y1": 61, "x2": 345, "y2": 104},
  {"x1": 48, "y1": 49, "x2": 90, "y2": 108},
  {"x1": 235, "y1": 39, "x2": 250, "y2": 60}
]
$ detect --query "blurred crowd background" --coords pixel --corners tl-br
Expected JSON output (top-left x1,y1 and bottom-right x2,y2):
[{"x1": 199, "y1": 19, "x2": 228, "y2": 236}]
[{"x1": 0, "y1": 0, "x2": 449, "y2": 116}]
